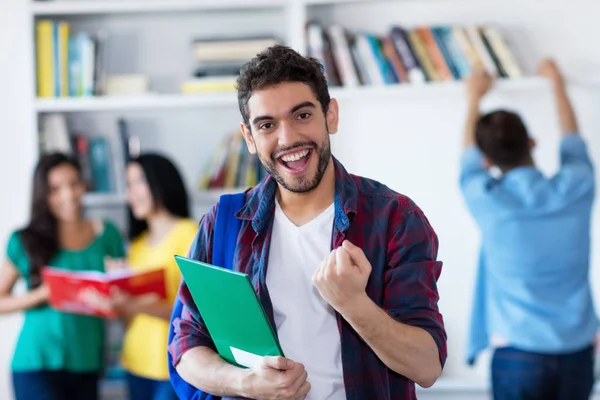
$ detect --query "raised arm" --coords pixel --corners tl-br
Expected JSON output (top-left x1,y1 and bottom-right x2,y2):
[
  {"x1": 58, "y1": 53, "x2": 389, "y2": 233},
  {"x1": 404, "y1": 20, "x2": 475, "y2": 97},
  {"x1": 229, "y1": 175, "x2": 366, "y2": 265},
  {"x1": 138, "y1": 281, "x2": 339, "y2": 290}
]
[
  {"x1": 464, "y1": 68, "x2": 494, "y2": 148},
  {"x1": 0, "y1": 260, "x2": 49, "y2": 314},
  {"x1": 537, "y1": 59, "x2": 579, "y2": 136}
]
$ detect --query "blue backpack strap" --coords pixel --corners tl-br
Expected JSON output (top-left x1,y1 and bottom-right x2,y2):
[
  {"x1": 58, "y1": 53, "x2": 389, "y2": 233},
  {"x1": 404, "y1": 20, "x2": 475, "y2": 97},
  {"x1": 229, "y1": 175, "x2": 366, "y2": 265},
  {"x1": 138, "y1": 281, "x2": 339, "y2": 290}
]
[
  {"x1": 212, "y1": 193, "x2": 245, "y2": 270},
  {"x1": 167, "y1": 192, "x2": 246, "y2": 400}
]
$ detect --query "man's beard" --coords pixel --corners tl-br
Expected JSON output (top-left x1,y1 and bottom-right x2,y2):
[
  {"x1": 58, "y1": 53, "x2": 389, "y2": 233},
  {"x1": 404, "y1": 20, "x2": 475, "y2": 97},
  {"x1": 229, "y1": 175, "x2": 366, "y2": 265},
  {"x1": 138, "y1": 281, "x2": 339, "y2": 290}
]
[{"x1": 258, "y1": 134, "x2": 331, "y2": 194}]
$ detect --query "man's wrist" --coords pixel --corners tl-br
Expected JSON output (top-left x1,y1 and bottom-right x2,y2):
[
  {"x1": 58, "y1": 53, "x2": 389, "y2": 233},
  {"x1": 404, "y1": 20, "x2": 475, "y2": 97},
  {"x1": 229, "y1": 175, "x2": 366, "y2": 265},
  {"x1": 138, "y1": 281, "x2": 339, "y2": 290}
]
[
  {"x1": 339, "y1": 292, "x2": 376, "y2": 322},
  {"x1": 551, "y1": 76, "x2": 566, "y2": 90},
  {"x1": 235, "y1": 366, "x2": 255, "y2": 398},
  {"x1": 467, "y1": 95, "x2": 481, "y2": 108}
]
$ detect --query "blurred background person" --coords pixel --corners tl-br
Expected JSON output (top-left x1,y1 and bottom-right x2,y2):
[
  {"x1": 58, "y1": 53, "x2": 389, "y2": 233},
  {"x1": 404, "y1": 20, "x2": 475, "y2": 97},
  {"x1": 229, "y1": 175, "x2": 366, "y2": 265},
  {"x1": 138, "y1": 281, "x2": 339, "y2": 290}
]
[
  {"x1": 106, "y1": 153, "x2": 197, "y2": 400},
  {"x1": 460, "y1": 60, "x2": 597, "y2": 400},
  {"x1": 0, "y1": 153, "x2": 125, "y2": 400}
]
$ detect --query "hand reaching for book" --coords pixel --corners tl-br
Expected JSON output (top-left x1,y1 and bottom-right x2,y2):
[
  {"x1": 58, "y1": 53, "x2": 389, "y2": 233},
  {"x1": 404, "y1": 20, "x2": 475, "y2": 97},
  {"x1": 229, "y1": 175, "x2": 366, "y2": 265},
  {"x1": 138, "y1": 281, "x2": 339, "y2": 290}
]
[
  {"x1": 537, "y1": 58, "x2": 564, "y2": 86},
  {"x1": 466, "y1": 67, "x2": 494, "y2": 102}
]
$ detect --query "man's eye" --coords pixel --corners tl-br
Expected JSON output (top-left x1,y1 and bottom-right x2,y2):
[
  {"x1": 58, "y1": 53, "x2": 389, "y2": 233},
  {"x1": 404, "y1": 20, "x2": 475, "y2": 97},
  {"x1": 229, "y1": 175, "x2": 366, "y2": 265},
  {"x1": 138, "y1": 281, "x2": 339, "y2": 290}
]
[
  {"x1": 297, "y1": 113, "x2": 311, "y2": 120},
  {"x1": 259, "y1": 122, "x2": 274, "y2": 130}
]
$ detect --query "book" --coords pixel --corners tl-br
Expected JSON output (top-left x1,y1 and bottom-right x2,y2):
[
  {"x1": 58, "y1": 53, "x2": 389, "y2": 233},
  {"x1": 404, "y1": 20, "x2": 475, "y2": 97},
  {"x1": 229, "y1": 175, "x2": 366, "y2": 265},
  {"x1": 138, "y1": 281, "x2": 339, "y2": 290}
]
[
  {"x1": 36, "y1": 20, "x2": 55, "y2": 98},
  {"x1": 41, "y1": 267, "x2": 167, "y2": 318},
  {"x1": 197, "y1": 131, "x2": 266, "y2": 190}
]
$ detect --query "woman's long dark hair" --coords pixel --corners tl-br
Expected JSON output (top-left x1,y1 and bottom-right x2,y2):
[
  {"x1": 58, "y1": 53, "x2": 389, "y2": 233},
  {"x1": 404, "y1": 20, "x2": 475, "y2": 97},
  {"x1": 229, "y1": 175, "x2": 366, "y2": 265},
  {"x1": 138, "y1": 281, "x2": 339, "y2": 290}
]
[
  {"x1": 20, "y1": 153, "x2": 82, "y2": 289},
  {"x1": 128, "y1": 153, "x2": 190, "y2": 240}
]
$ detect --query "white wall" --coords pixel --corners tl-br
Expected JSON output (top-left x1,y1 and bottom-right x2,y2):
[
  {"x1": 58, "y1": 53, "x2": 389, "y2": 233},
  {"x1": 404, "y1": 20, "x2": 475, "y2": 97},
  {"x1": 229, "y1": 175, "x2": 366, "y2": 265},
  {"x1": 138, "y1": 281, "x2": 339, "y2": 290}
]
[{"x1": 0, "y1": 1, "x2": 36, "y2": 399}]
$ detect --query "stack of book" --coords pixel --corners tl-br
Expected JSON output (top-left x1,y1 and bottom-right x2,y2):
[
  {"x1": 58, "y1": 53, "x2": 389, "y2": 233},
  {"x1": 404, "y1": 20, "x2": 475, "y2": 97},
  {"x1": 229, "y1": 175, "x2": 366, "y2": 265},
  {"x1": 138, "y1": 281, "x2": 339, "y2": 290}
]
[
  {"x1": 198, "y1": 132, "x2": 266, "y2": 190},
  {"x1": 181, "y1": 36, "x2": 279, "y2": 94},
  {"x1": 38, "y1": 114, "x2": 138, "y2": 195},
  {"x1": 35, "y1": 20, "x2": 106, "y2": 98},
  {"x1": 306, "y1": 23, "x2": 523, "y2": 87}
]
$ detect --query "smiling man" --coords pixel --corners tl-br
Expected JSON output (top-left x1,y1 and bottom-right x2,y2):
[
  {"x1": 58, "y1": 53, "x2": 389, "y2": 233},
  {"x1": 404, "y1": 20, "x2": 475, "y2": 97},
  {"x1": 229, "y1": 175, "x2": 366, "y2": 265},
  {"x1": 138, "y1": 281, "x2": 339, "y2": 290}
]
[{"x1": 169, "y1": 45, "x2": 446, "y2": 400}]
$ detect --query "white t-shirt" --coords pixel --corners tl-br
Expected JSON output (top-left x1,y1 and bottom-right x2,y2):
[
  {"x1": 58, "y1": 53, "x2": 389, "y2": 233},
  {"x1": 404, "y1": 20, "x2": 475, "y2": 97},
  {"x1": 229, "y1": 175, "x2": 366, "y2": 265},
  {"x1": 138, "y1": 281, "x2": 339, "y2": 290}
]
[{"x1": 266, "y1": 200, "x2": 346, "y2": 400}]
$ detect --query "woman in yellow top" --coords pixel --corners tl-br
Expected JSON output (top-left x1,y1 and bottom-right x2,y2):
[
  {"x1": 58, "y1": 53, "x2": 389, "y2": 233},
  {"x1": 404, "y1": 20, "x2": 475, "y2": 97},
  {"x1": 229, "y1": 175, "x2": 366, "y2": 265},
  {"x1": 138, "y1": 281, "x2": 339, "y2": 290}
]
[{"x1": 108, "y1": 153, "x2": 197, "y2": 400}]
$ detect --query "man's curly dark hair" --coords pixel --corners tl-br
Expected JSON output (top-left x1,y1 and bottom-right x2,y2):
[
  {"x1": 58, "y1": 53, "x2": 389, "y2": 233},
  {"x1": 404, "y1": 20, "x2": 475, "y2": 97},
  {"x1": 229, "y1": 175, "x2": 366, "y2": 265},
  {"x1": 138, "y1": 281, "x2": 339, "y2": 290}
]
[
  {"x1": 236, "y1": 45, "x2": 331, "y2": 128},
  {"x1": 475, "y1": 110, "x2": 531, "y2": 169}
]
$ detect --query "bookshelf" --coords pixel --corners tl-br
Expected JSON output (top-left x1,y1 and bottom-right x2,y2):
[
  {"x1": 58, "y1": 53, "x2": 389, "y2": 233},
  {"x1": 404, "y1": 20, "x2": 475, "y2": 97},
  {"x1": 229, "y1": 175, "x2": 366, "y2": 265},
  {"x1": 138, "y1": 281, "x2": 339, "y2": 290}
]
[{"x1": 25, "y1": 0, "x2": 600, "y2": 397}]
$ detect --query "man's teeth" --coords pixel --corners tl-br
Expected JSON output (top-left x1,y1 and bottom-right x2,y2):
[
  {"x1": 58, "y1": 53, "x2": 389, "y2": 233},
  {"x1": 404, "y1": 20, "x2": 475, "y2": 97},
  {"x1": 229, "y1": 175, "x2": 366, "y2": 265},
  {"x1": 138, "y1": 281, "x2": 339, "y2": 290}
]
[{"x1": 281, "y1": 149, "x2": 309, "y2": 162}]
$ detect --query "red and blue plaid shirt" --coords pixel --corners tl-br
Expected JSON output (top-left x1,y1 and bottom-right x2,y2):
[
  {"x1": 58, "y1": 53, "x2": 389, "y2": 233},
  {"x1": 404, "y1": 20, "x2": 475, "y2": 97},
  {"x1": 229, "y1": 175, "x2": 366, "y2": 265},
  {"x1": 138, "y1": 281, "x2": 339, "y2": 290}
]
[{"x1": 169, "y1": 157, "x2": 447, "y2": 400}]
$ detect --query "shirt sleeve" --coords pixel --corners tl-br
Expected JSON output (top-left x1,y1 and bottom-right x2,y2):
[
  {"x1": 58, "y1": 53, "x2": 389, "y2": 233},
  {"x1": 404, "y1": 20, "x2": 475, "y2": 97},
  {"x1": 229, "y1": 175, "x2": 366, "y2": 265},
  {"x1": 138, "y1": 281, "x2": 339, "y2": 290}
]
[
  {"x1": 560, "y1": 134, "x2": 593, "y2": 169},
  {"x1": 6, "y1": 231, "x2": 28, "y2": 277},
  {"x1": 552, "y1": 134, "x2": 595, "y2": 195},
  {"x1": 459, "y1": 146, "x2": 492, "y2": 203},
  {"x1": 168, "y1": 205, "x2": 218, "y2": 366},
  {"x1": 384, "y1": 205, "x2": 448, "y2": 367}
]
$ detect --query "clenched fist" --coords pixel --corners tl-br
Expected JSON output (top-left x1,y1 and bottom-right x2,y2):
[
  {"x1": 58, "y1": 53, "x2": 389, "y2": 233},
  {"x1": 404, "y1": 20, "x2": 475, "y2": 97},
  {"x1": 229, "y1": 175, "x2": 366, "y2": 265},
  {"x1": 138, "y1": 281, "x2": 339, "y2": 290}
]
[{"x1": 312, "y1": 240, "x2": 372, "y2": 314}]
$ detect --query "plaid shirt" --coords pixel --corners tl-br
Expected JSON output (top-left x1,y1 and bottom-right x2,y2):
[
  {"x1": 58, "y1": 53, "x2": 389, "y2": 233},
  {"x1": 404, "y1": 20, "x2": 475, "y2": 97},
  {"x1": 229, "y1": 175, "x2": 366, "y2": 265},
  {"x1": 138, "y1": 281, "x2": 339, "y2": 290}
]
[{"x1": 169, "y1": 157, "x2": 447, "y2": 400}]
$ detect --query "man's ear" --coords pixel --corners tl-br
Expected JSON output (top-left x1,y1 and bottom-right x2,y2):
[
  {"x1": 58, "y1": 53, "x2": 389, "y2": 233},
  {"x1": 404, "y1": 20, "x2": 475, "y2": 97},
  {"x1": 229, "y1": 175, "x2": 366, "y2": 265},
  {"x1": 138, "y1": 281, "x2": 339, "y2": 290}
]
[
  {"x1": 482, "y1": 156, "x2": 493, "y2": 170},
  {"x1": 529, "y1": 137, "x2": 536, "y2": 150},
  {"x1": 326, "y1": 98, "x2": 339, "y2": 135},
  {"x1": 240, "y1": 122, "x2": 256, "y2": 155}
]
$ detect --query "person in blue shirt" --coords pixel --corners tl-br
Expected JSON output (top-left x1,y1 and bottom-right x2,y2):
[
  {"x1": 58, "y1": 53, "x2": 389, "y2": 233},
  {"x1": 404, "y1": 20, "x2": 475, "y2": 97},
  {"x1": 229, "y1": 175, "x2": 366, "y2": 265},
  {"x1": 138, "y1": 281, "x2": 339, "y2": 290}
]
[{"x1": 460, "y1": 59, "x2": 598, "y2": 400}]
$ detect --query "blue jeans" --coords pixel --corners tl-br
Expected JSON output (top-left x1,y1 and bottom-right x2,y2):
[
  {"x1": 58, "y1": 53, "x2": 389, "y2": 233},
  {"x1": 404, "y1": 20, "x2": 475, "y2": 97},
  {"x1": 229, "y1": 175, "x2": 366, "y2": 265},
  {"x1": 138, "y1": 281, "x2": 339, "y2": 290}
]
[
  {"x1": 12, "y1": 370, "x2": 99, "y2": 400},
  {"x1": 492, "y1": 345, "x2": 595, "y2": 400},
  {"x1": 126, "y1": 372, "x2": 179, "y2": 400}
]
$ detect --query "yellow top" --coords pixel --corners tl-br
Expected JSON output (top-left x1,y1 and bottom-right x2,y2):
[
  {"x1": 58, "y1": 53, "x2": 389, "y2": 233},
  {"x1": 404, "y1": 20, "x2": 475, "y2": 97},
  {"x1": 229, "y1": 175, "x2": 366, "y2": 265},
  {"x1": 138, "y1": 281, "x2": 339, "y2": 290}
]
[{"x1": 121, "y1": 218, "x2": 198, "y2": 380}]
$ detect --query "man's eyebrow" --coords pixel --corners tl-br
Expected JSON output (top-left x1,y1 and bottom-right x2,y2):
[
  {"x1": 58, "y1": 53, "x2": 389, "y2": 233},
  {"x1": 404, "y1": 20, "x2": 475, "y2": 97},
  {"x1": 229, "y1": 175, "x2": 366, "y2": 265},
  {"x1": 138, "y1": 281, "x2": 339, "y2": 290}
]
[
  {"x1": 251, "y1": 115, "x2": 273, "y2": 126},
  {"x1": 251, "y1": 101, "x2": 317, "y2": 126},
  {"x1": 290, "y1": 101, "x2": 316, "y2": 114}
]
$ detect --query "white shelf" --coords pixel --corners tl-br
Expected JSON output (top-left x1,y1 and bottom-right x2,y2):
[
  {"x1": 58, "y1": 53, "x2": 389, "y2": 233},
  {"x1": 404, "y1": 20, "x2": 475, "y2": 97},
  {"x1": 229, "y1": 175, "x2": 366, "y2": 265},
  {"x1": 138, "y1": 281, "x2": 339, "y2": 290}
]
[
  {"x1": 36, "y1": 78, "x2": 547, "y2": 113},
  {"x1": 304, "y1": 0, "x2": 375, "y2": 5},
  {"x1": 82, "y1": 193, "x2": 126, "y2": 207},
  {"x1": 31, "y1": 0, "x2": 287, "y2": 16},
  {"x1": 83, "y1": 188, "x2": 245, "y2": 208},
  {"x1": 35, "y1": 78, "x2": 549, "y2": 113},
  {"x1": 35, "y1": 92, "x2": 239, "y2": 112},
  {"x1": 330, "y1": 77, "x2": 549, "y2": 100}
]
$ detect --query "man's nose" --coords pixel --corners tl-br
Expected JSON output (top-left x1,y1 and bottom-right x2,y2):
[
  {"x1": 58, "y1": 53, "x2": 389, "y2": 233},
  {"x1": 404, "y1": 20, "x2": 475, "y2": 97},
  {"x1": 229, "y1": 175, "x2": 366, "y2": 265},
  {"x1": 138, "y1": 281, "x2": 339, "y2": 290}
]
[{"x1": 278, "y1": 121, "x2": 300, "y2": 147}]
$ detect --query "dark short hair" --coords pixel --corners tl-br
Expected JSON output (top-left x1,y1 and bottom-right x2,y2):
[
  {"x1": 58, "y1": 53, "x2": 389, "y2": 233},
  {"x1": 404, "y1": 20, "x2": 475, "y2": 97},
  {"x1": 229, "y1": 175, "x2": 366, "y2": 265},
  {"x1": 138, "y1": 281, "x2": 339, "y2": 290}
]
[
  {"x1": 236, "y1": 45, "x2": 330, "y2": 128},
  {"x1": 475, "y1": 110, "x2": 531, "y2": 169},
  {"x1": 127, "y1": 153, "x2": 190, "y2": 239}
]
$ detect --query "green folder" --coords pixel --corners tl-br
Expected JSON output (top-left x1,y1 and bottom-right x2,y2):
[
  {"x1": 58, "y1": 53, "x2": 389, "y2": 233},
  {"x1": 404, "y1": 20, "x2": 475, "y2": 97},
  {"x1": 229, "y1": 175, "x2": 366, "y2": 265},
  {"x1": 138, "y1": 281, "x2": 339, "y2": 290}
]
[{"x1": 174, "y1": 255, "x2": 284, "y2": 368}]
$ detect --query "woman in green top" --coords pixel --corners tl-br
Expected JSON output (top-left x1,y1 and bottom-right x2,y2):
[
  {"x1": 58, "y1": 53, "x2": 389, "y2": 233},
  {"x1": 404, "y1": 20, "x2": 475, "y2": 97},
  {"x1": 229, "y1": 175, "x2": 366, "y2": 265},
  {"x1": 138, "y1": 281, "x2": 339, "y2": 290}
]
[{"x1": 0, "y1": 153, "x2": 125, "y2": 400}]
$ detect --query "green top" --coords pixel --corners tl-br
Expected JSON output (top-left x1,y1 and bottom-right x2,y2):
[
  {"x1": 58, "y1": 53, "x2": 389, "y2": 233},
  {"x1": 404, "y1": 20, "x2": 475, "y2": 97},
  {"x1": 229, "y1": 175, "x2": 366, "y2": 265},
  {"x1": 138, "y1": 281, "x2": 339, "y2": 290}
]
[{"x1": 7, "y1": 221, "x2": 125, "y2": 373}]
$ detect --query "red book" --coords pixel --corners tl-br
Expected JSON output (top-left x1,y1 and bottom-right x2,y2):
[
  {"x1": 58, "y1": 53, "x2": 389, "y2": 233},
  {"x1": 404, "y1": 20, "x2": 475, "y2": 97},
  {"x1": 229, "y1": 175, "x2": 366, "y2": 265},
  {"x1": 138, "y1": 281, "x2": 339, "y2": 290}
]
[{"x1": 41, "y1": 267, "x2": 167, "y2": 318}]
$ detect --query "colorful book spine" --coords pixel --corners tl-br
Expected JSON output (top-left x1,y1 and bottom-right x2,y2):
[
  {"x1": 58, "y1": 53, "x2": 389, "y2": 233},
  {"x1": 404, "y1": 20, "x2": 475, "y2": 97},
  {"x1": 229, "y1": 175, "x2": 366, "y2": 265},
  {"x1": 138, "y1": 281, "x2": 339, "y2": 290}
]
[
  {"x1": 431, "y1": 27, "x2": 460, "y2": 80},
  {"x1": 407, "y1": 29, "x2": 439, "y2": 82},
  {"x1": 390, "y1": 27, "x2": 426, "y2": 83},
  {"x1": 36, "y1": 20, "x2": 55, "y2": 98}
]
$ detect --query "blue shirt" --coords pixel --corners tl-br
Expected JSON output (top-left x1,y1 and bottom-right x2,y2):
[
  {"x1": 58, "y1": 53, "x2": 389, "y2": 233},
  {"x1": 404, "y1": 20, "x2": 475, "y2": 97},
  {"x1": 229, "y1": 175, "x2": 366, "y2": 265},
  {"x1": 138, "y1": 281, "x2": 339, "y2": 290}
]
[{"x1": 460, "y1": 135, "x2": 598, "y2": 364}]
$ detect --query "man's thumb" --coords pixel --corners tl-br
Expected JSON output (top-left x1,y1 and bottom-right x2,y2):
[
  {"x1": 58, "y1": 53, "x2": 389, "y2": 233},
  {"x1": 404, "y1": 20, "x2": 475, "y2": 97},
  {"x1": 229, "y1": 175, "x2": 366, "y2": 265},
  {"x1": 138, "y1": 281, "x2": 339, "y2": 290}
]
[
  {"x1": 262, "y1": 356, "x2": 294, "y2": 370},
  {"x1": 342, "y1": 240, "x2": 370, "y2": 270}
]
